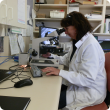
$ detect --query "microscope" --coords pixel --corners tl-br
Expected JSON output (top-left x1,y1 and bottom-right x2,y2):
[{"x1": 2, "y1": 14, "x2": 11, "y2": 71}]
[{"x1": 30, "y1": 28, "x2": 65, "y2": 67}]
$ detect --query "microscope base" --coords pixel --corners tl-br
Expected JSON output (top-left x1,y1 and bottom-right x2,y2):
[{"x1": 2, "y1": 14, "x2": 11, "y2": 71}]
[{"x1": 30, "y1": 59, "x2": 59, "y2": 67}]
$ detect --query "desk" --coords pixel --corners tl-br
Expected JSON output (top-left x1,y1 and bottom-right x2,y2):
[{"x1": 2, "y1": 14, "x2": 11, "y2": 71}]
[{"x1": 0, "y1": 60, "x2": 63, "y2": 110}]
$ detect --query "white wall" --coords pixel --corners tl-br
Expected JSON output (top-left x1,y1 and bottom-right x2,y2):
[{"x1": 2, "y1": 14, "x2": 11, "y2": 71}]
[{"x1": 0, "y1": 36, "x2": 31, "y2": 61}]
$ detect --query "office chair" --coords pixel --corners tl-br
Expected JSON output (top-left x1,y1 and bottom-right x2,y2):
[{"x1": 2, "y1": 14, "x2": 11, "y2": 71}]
[{"x1": 81, "y1": 52, "x2": 110, "y2": 110}]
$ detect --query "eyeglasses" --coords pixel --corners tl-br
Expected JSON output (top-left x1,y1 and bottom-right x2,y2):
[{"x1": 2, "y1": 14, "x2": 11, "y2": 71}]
[{"x1": 66, "y1": 14, "x2": 71, "y2": 18}]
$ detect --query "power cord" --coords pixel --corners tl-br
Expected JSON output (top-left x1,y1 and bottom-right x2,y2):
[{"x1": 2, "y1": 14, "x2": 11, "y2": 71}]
[
  {"x1": 28, "y1": 48, "x2": 32, "y2": 54},
  {"x1": 0, "y1": 64, "x2": 31, "y2": 89},
  {"x1": 10, "y1": 68, "x2": 31, "y2": 83},
  {"x1": 34, "y1": 4, "x2": 40, "y2": 12},
  {"x1": 0, "y1": 87, "x2": 14, "y2": 89},
  {"x1": 0, "y1": 56, "x2": 14, "y2": 65}
]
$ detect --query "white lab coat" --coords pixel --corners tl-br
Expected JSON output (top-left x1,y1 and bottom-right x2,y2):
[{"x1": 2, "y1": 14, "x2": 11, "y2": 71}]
[{"x1": 51, "y1": 32, "x2": 107, "y2": 110}]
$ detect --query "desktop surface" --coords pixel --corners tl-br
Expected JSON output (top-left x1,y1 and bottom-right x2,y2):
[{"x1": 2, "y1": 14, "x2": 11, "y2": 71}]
[{"x1": 0, "y1": 60, "x2": 62, "y2": 110}]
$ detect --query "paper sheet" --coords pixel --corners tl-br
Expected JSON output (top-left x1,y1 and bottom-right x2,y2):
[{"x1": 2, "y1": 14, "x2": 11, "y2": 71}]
[
  {"x1": 27, "y1": 5, "x2": 30, "y2": 21},
  {"x1": 18, "y1": 35, "x2": 25, "y2": 52},
  {"x1": 9, "y1": 33, "x2": 19, "y2": 55},
  {"x1": 18, "y1": 0, "x2": 25, "y2": 24},
  {"x1": 29, "y1": 17, "x2": 32, "y2": 25},
  {"x1": 69, "y1": 7, "x2": 79, "y2": 13},
  {"x1": 30, "y1": 26, "x2": 33, "y2": 40},
  {"x1": 69, "y1": 3, "x2": 79, "y2": 13},
  {"x1": 21, "y1": 29, "x2": 26, "y2": 36},
  {"x1": 32, "y1": 9, "x2": 36, "y2": 19},
  {"x1": 21, "y1": 25, "x2": 32, "y2": 37},
  {"x1": 26, "y1": 25, "x2": 31, "y2": 36}
]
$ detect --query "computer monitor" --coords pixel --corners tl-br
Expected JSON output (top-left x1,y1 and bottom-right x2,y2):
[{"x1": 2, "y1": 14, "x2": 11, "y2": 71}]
[
  {"x1": 39, "y1": 26, "x2": 57, "y2": 45},
  {"x1": 94, "y1": 36, "x2": 110, "y2": 52},
  {"x1": 98, "y1": 40, "x2": 110, "y2": 52}
]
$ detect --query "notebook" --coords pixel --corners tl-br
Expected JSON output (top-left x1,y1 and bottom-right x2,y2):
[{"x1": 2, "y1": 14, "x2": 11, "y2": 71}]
[
  {"x1": 0, "y1": 95, "x2": 30, "y2": 110},
  {"x1": 0, "y1": 69, "x2": 16, "y2": 83}
]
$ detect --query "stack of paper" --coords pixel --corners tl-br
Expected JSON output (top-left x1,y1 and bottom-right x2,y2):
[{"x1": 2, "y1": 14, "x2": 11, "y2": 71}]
[
  {"x1": 69, "y1": 3, "x2": 79, "y2": 13},
  {"x1": 78, "y1": 1, "x2": 95, "y2": 5}
]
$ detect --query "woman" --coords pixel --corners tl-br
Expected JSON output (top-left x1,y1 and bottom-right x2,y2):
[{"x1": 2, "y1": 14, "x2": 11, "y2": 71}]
[{"x1": 42, "y1": 11, "x2": 107, "y2": 110}]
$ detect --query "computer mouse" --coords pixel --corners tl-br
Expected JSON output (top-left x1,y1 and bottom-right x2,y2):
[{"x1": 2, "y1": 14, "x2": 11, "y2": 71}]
[{"x1": 14, "y1": 79, "x2": 33, "y2": 88}]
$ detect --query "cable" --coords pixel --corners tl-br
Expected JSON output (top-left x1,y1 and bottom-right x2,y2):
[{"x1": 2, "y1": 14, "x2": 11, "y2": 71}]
[
  {"x1": 9, "y1": 64, "x2": 31, "y2": 82},
  {"x1": 9, "y1": 64, "x2": 30, "y2": 72},
  {"x1": 0, "y1": 55, "x2": 14, "y2": 57},
  {"x1": 0, "y1": 87, "x2": 14, "y2": 89},
  {"x1": 34, "y1": 4, "x2": 40, "y2": 12},
  {"x1": 0, "y1": 64, "x2": 31, "y2": 89},
  {"x1": 0, "y1": 56, "x2": 13, "y2": 65},
  {"x1": 9, "y1": 64, "x2": 19, "y2": 70},
  {"x1": 0, "y1": 55, "x2": 32, "y2": 89},
  {"x1": 28, "y1": 48, "x2": 32, "y2": 53}
]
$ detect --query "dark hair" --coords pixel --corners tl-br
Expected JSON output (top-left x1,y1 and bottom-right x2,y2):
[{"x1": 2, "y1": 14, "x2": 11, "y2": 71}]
[{"x1": 61, "y1": 11, "x2": 93, "y2": 41}]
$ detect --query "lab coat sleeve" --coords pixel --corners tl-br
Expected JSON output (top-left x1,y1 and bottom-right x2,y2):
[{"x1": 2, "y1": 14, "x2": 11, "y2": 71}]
[
  {"x1": 59, "y1": 44, "x2": 103, "y2": 87},
  {"x1": 51, "y1": 52, "x2": 70, "y2": 67}
]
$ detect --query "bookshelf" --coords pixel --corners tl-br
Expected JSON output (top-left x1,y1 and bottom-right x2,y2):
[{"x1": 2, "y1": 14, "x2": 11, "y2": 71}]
[
  {"x1": 33, "y1": 0, "x2": 110, "y2": 37},
  {"x1": 34, "y1": 18, "x2": 63, "y2": 20},
  {"x1": 93, "y1": 33, "x2": 110, "y2": 36},
  {"x1": 34, "y1": 4, "x2": 68, "y2": 8}
]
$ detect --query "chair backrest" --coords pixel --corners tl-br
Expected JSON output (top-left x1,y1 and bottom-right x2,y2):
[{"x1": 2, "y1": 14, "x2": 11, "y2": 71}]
[
  {"x1": 104, "y1": 52, "x2": 110, "y2": 108},
  {"x1": 105, "y1": 52, "x2": 110, "y2": 92},
  {"x1": 81, "y1": 53, "x2": 110, "y2": 110}
]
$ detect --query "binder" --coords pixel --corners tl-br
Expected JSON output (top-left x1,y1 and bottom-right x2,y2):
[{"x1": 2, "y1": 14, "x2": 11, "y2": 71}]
[{"x1": 0, "y1": 95, "x2": 31, "y2": 110}]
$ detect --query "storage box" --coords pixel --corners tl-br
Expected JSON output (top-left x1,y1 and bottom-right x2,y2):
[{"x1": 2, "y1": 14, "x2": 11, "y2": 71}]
[
  {"x1": 35, "y1": 27, "x2": 39, "y2": 31},
  {"x1": 37, "y1": 13, "x2": 46, "y2": 18},
  {"x1": 50, "y1": 10, "x2": 65, "y2": 18},
  {"x1": 54, "y1": 0, "x2": 66, "y2": 4}
]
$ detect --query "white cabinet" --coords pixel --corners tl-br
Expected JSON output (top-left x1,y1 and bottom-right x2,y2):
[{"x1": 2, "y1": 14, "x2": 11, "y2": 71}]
[
  {"x1": 6, "y1": 0, "x2": 15, "y2": 26},
  {"x1": 7, "y1": 0, "x2": 27, "y2": 28},
  {"x1": 0, "y1": 0, "x2": 27, "y2": 28},
  {"x1": 0, "y1": 0, "x2": 7, "y2": 24}
]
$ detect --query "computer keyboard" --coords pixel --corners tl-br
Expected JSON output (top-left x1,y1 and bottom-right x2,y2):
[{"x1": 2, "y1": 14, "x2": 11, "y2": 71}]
[{"x1": 30, "y1": 65, "x2": 42, "y2": 77}]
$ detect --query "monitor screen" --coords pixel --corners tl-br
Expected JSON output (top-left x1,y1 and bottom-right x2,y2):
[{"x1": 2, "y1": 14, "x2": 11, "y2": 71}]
[
  {"x1": 98, "y1": 40, "x2": 110, "y2": 52},
  {"x1": 39, "y1": 26, "x2": 57, "y2": 45}
]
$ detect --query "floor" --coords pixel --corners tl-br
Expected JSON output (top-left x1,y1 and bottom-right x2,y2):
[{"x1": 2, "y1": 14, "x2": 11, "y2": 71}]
[{"x1": 59, "y1": 105, "x2": 110, "y2": 110}]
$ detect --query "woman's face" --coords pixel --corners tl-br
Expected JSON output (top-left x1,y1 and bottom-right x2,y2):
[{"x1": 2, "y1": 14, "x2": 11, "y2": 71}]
[{"x1": 64, "y1": 26, "x2": 77, "y2": 40}]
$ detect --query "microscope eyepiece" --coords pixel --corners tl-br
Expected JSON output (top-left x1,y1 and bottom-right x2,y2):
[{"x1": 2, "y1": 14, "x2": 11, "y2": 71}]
[{"x1": 56, "y1": 28, "x2": 65, "y2": 35}]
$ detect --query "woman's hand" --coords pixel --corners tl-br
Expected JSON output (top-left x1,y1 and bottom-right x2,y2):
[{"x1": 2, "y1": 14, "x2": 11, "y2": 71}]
[
  {"x1": 42, "y1": 52, "x2": 51, "y2": 58},
  {"x1": 42, "y1": 67, "x2": 60, "y2": 76}
]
